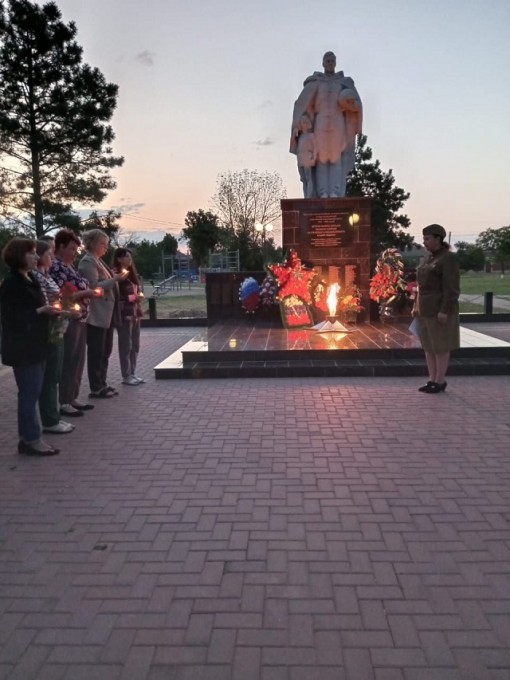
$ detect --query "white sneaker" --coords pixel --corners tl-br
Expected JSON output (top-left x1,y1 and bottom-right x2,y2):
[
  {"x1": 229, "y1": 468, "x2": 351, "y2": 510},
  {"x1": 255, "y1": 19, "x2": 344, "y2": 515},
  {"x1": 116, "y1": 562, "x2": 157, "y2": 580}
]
[
  {"x1": 60, "y1": 420, "x2": 75, "y2": 431},
  {"x1": 122, "y1": 375, "x2": 139, "y2": 386},
  {"x1": 132, "y1": 375, "x2": 145, "y2": 384},
  {"x1": 43, "y1": 421, "x2": 74, "y2": 434}
]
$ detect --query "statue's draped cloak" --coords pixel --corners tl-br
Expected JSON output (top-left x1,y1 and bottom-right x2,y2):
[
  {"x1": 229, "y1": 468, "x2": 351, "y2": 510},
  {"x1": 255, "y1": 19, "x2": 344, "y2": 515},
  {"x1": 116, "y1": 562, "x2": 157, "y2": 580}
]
[{"x1": 290, "y1": 71, "x2": 362, "y2": 171}]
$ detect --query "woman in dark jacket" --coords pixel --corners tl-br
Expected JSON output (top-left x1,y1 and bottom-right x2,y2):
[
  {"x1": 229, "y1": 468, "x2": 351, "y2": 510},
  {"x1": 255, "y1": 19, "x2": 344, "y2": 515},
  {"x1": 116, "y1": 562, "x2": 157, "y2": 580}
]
[
  {"x1": 112, "y1": 248, "x2": 144, "y2": 385},
  {"x1": 0, "y1": 238, "x2": 61, "y2": 455}
]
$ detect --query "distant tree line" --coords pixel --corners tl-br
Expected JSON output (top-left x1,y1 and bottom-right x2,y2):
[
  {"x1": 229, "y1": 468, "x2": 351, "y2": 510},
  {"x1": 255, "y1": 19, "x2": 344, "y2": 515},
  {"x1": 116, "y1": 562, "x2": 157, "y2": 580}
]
[
  {"x1": 0, "y1": 207, "x2": 179, "y2": 279},
  {"x1": 454, "y1": 226, "x2": 510, "y2": 274}
]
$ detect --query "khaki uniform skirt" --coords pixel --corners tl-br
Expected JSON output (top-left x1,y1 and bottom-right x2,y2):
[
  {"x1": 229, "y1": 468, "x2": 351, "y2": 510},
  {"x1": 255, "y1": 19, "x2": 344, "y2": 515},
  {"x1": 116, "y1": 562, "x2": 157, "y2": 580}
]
[{"x1": 418, "y1": 314, "x2": 460, "y2": 353}]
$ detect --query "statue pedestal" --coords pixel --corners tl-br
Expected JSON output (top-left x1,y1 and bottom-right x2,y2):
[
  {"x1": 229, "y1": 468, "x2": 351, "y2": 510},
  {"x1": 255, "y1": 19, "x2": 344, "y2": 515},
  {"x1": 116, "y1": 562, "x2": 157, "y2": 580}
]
[{"x1": 281, "y1": 197, "x2": 371, "y2": 322}]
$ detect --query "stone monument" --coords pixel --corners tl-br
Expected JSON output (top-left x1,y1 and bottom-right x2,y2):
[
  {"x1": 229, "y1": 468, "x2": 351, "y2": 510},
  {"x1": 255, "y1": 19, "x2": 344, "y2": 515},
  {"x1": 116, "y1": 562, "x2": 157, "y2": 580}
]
[
  {"x1": 290, "y1": 51, "x2": 362, "y2": 199},
  {"x1": 284, "y1": 51, "x2": 370, "y2": 320}
]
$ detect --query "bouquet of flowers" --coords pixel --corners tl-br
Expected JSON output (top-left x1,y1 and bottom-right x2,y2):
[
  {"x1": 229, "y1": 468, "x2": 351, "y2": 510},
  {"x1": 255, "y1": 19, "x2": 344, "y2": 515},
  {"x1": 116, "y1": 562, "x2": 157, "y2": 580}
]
[
  {"x1": 48, "y1": 282, "x2": 78, "y2": 344},
  {"x1": 338, "y1": 287, "x2": 364, "y2": 314},
  {"x1": 369, "y1": 248, "x2": 406, "y2": 304},
  {"x1": 60, "y1": 282, "x2": 79, "y2": 310},
  {"x1": 259, "y1": 274, "x2": 277, "y2": 308},
  {"x1": 405, "y1": 280, "x2": 417, "y2": 302}
]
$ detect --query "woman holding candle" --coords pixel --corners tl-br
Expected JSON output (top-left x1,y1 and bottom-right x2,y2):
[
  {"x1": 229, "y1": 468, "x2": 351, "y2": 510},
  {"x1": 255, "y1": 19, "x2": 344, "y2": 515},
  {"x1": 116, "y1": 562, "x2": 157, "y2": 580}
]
[
  {"x1": 33, "y1": 240, "x2": 75, "y2": 434},
  {"x1": 78, "y1": 229, "x2": 127, "y2": 398},
  {"x1": 0, "y1": 237, "x2": 61, "y2": 456},
  {"x1": 50, "y1": 229, "x2": 97, "y2": 417},
  {"x1": 112, "y1": 247, "x2": 145, "y2": 385}
]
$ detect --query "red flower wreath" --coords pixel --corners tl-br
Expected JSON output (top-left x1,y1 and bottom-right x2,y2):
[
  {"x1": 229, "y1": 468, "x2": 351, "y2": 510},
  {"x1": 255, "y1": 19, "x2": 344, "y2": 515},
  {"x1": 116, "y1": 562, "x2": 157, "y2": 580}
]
[{"x1": 268, "y1": 250, "x2": 315, "y2": 304}]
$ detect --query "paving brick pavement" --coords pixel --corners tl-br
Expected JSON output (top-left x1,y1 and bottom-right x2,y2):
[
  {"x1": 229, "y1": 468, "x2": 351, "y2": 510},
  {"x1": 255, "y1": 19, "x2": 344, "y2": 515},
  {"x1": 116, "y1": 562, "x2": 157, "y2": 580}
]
[{"x1": 1, "y1": 327, "x2": 509, "y2": 680}]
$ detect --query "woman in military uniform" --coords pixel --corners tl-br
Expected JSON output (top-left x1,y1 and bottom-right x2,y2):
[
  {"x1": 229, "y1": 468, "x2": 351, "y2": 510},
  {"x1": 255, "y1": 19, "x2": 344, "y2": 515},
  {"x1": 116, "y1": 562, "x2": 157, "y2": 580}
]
[{"x1": 414, "y1": 224, "x2": 460, "y2": 393}]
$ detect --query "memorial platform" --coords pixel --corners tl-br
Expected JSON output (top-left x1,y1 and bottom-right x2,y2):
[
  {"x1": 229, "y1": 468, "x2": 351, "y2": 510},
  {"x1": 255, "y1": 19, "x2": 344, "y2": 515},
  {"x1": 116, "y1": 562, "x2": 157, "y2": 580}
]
[{"x1": 154, "y1": 320, "x2": 510, "y2": 379}]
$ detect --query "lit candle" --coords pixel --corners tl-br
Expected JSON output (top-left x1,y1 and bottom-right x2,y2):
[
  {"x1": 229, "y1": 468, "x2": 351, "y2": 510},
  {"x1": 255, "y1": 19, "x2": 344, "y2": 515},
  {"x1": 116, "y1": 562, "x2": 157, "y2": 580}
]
[
  {"x1": 73, "y1": 303, "x2": 80, "y2": 311},
  {"x1": 121, "y1": 268, "x2": 129, "y2": 275},
  {"x1": 93, "y1": 287, "x2": 104, "y2": 297},
  {"x1": 52, "y1": 301, "x2": 62, "y2": 311},
  {"x1": 139, "y1": 292, "x2": 145, "y2": 298}
]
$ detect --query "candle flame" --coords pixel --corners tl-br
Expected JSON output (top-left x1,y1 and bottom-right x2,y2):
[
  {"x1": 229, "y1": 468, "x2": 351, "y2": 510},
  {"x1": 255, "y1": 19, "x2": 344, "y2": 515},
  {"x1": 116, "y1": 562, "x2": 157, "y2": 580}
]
[
  {"x1": 327, "y1": 283, "x2": 340, "y2": 317},
  {"x1": 73, "y1": 303, "x2": 80, "y2": 311}
]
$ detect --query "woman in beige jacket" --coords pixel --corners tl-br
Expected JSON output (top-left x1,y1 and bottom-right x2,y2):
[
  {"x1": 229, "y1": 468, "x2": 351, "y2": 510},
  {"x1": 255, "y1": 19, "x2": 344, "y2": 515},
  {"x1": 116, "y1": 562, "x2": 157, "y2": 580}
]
[{"x1": 78, "y1": 230, "x2": 127, "y2": 398}]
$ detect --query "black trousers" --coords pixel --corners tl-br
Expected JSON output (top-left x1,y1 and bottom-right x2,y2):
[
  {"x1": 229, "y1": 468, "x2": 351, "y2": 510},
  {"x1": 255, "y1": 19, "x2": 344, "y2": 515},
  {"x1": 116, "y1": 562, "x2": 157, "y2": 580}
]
[
  {"x1": 60, "y1": 319, "x2": 87, "y2": 405},
  {"x1": 86, "y1": 324, "x2": 114, "y2": 393}
]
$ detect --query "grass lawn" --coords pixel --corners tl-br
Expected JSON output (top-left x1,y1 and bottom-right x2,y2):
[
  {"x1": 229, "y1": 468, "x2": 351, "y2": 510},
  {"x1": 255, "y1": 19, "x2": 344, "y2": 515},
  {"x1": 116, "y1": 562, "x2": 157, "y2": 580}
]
[
  {"x1": 458, "y1": 301, "x2": 508, "y2": 313},
  {"x1": 459, "y1": 301, "x2": 509, "y2": 314},
  {"x1": 142, "y1": 293, "x2": 206, "y2": 318},
  {"x1": 460, "y1": 272, "x2": 510, "y2": 295}
]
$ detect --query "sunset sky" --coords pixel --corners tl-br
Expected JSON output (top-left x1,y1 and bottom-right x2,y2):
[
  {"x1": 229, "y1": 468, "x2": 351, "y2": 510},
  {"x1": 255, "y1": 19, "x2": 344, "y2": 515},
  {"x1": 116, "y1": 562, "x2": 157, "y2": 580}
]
[{"x1": 46, "y1": 0, "x2": 510, "y2": 245}]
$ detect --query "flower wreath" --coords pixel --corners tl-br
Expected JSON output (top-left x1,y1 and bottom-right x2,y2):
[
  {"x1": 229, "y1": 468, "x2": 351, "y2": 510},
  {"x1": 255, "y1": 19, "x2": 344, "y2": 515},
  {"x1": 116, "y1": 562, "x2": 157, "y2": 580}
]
[{"x1": 369, "y1": 248, "x2": 406, "y2": 304}]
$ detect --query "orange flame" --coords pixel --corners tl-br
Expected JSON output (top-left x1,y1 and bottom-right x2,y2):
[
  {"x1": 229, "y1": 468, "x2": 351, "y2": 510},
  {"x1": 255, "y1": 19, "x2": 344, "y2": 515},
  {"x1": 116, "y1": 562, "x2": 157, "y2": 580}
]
[{"x1": 327, "y1": 283, "x2": 340, "y2": 316}]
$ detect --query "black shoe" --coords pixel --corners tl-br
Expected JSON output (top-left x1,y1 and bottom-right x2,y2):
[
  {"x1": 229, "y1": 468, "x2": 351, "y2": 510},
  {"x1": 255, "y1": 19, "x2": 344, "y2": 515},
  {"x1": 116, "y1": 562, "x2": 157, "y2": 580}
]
[
  {"x1": 418, "y1": 381, "x2": 434, "y2": 392},
  {"x1": 18, "y1": 440, "x2": 60, "y2": 456},
  {"x1": 71, "y1": 402, "x2": 95, "y2": 411},
  {"x1": 60, "y1": 404, "x2": 85, "y2": 417},
  {"x1": 89, "y1": 388, "x2": 114, "y2": 399},
  {"x1": 426, "y1": 381, "x2": 447, "y2": 394}
]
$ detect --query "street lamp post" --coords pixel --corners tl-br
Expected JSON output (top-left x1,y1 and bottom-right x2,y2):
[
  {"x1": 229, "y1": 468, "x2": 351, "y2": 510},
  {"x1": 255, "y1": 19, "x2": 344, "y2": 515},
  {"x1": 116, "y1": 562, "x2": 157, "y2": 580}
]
[{"x1": 255, "y1": 222, "x2": 274, "y2": 244}]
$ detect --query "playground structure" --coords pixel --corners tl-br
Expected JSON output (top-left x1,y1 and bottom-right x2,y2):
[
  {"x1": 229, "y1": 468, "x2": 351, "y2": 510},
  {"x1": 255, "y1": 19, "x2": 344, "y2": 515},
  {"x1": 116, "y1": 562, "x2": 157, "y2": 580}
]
[
  {"x1": 152, "y1": 251, "x2": 198, "y2": 296},
  {"x1": 206, "y1": 249, "x2": 240, "y2": 272}
]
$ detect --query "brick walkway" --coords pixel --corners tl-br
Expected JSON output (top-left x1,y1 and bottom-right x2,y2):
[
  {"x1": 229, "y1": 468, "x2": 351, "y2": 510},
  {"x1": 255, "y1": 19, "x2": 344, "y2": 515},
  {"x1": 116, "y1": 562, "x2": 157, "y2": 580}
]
[{"x1": 1, "y1": 328, "x2": 509, "y2": 680}]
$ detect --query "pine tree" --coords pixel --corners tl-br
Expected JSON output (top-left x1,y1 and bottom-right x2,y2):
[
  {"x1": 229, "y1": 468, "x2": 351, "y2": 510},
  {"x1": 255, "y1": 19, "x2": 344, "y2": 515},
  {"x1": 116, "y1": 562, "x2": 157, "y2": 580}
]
[
  {"x1": 0, "y1": 0, "x2": 123, "y2": 236},
  {"x1": 347, "y1": 135, "x2": 413, "y2": 257}
]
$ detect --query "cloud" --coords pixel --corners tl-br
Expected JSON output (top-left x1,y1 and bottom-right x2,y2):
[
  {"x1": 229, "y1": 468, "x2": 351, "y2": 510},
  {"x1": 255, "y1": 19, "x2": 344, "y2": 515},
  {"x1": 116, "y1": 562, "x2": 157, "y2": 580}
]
[
  {"x1": 136, "y1": 50, "x2": 155, "y2": 66},
  {"x1": 258, "y1": 100, "x2": 273, "y2": 109},
  {"x1": 255, "y1": 137, "x2": 275, "y2": 148},
  {"x1": 110, "y1": 202, "x2": 146, "y2": 215}
]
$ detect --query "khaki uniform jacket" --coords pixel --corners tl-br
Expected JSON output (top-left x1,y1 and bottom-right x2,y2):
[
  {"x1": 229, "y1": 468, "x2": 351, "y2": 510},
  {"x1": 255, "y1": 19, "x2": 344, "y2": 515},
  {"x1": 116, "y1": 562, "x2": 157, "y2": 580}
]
[
  {"x1": 415, "y1": 248, "x2": 460, "y2": 318},
  {"x1": 78, "y1": 253, "x2": 120, "y2": 329}
]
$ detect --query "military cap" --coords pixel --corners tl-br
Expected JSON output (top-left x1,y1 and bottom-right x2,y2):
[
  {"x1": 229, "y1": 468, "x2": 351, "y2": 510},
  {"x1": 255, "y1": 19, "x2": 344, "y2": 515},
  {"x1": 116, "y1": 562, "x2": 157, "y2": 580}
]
[{"x1": 422, "y1": 224, "x2": 447, "y2": 239}]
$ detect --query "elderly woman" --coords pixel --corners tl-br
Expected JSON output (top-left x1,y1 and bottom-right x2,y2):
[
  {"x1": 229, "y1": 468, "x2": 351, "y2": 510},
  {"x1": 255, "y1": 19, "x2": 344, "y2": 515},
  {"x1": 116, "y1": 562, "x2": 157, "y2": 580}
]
[
  {"x1": 414, "y1": 224, "x2": 460, "y2": 393},
  {"x1": 78, "y1": 229, "x2": 126, "y2": 398},
  {"x1": 0, "y1": 237, "x2": 60, "y2": 456},
  {"x1": 50, "y1": 229, "x2": 97, "y2": 417}
]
